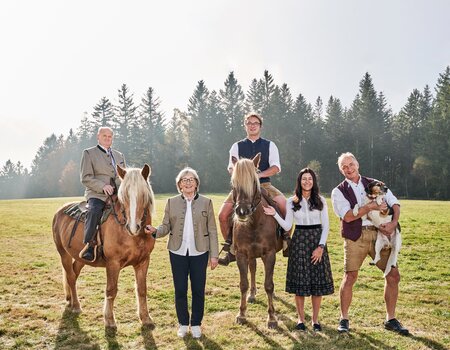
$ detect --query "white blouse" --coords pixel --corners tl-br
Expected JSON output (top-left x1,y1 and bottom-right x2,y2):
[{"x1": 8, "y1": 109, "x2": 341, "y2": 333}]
[{"x1": 273, "y1": 196, "x2": 330, "y2": 246}]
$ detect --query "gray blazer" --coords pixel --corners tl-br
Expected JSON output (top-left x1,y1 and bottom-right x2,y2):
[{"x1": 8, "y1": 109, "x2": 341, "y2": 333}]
[
  {"x1": 80, "y1": 145, "x2": 126, "y2": 201},
  {"x1": 155, "y1": 194, "x2": 219, "y2": 259}
]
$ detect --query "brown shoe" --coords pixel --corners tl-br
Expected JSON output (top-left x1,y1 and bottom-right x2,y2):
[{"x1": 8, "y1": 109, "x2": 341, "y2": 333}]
[{"x1": 218, "y1": 252, "x2": 236, "y2": 266}]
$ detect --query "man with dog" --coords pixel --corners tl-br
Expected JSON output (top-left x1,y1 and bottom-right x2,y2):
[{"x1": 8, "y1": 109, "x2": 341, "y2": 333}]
[
  {"x1": 79, "y1": 126, "x2": 126, "y2": 262},
  {"x1": 331, "y1": 152, "x2": 409, "y2": 335}
]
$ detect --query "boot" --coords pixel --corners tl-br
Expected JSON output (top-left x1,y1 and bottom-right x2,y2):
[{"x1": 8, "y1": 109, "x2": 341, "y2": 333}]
[
  {"x1": 221, "y1": 238, "x2": 232, "y2": 252},
  {"x1": 218, "y1": 252, "x2": 236, "y2": 266},
  {"x1": 79, "y1": 242, "x2": 97, "y2": 262},
  {"x1": 81, "y1": 199, "x2": 103, "y2": 262}
]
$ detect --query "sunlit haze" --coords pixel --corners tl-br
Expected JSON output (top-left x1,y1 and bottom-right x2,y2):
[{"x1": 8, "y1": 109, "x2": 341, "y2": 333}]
[{"x1": 0, "y1": 0, "x2": 448, "y2": 168}]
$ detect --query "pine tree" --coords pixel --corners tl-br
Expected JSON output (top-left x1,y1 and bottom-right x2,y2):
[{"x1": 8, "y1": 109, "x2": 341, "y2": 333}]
[
  {"x1": 113, "y1": 84, "x2": 137, "y2": 156},
  {"x1": 138, "y1": 87, "x2": 166, "y2": 190},
  {"x1": 92, "y1": 97, "x2": 114, "y2": 129},
  {"x1": 220, "y1": 72, "x2": 245, "y2": 142}
]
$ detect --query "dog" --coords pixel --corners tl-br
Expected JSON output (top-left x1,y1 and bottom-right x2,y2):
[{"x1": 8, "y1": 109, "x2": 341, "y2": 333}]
[{"x1": 352, "y1": 180, "x2": 402, "y2": 276}]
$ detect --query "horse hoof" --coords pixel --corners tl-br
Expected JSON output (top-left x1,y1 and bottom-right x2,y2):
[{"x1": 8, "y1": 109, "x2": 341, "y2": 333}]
[
  {"x1": 247, "y1": 295, "x2": 256, "y2": 303},
  {"x1": 236, "y1": 316, "x2": 247, "y2": 325},
  {"x1": 268, "y1": 320, "x2": 278, "y2": 329},
  {"x1": 142, "y1": 321, "x2": 155, "y2": 330},
  {"x1": 72, "y1": 307, "x2": 82, "y2": 314}
]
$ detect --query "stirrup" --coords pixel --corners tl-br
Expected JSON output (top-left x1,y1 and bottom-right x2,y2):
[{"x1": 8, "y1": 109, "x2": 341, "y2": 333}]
[
  {"x1": 79, "y1": 242, "x2": 97, "y2": 262},
  {"x1": 221, "y1": 239, "x2": 232, "y2": 252}
]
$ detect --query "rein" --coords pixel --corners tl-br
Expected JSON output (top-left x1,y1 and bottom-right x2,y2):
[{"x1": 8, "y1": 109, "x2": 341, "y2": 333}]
[{"x1": 232, "y1": 186, "x2": 262, "y2": 215}]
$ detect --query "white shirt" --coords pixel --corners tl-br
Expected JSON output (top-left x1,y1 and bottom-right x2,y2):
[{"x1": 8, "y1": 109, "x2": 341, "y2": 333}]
[
  {"x1": 331, "y1": 177, "x2": 400, "y2": 226},
  {"x1": 227, "y1": 139, "x2": 281, "y2": 172},
  {"x1": 169, "y1": 199, "x2": 202, "y2": 256},
  {"x1": 273, "y1": 196, "x2": 330, "y2": 246}
]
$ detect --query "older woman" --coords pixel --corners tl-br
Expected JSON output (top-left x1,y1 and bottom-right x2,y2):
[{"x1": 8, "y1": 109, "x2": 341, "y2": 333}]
[
  {"x1": 264, "y1": 168, "x2": 334, "y2": 332},
  {"x1": 145, "y1": 167, "x2": 219, "y2": 339}
]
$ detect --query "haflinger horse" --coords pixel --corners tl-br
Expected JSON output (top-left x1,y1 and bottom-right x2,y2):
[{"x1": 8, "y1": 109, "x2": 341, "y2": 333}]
[
  {"x1": 231, "y1": 153, "x2": 283, "y2": 328},
  {"x1": 52, "y1": 164, "x2": 156, "y2": 329}
]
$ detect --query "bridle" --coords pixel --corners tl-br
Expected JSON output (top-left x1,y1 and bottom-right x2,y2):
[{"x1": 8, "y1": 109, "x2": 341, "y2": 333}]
[
  {"x1": 232, "y1": 185, "x2": 262, "y2": 217},
  {"x1": 108, "y1": 194, "x2": 149, "y2": 234}
]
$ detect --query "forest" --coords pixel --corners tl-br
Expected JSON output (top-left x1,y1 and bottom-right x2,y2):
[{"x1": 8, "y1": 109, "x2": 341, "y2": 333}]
[{"x1": 1, "y1": 67, "x2": 449, "y2": 199}]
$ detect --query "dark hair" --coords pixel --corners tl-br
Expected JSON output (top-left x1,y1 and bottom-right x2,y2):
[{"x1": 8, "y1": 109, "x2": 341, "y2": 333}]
[{"x1": 292, "y1": 168, "x2": 323, "y2": 212}]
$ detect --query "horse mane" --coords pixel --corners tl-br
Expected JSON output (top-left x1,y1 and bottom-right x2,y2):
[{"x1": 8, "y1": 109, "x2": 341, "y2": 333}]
[
  {"x1": 118, "y1": 167, "x2": 155, "y2": 215},
  {"x1": 231, "y1": 158, "x2": 260, "y2": 198}
]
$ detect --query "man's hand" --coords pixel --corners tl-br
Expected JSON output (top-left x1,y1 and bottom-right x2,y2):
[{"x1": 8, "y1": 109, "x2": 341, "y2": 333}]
[
  {"x1": 103, "y1": 184, "x2": 115, "y2": 195},
  {"x1": 379, "y1": 221, "x2": 397, "y2": 237},
  {"x1": 367, "y1": 199, "x2": 387, "y2": 212}
]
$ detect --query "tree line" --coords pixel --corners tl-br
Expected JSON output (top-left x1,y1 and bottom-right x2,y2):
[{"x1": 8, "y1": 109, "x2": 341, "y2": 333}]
[{"x1": 1, "y1": 67, "x2": 449, "y2": 200}]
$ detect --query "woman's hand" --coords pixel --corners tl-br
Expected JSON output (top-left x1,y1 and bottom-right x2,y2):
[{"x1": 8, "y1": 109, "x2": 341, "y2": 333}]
[
  {"x1": 311, "y1": 246, "x2": 324, "y2": 264},
  {"x1": 263, "y1": 205, "x2": 276, "y2": 216},
  {"x1": 145, "y1": 225, "x2": 157, "y2": 235},
  {"x1": 210, "y1": 257, "x2": 218, "y2": 270}
]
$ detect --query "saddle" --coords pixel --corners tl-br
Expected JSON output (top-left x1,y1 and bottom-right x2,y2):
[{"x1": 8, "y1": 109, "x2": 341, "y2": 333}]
[
  {"x1": 63, "y1": 200, "x2": 114, "y2": 256},
  {"x1": 63, "y1": 201, "x2": 112, "y2": 224}
]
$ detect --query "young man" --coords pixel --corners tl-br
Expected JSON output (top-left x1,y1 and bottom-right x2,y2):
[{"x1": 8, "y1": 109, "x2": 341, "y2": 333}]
[
  {"x1": 331, "y1": 152, "x2": 409, "y2": 335},
  {"x1": 79, "y1": 127, "x2": 126, "y2": 262},
  {"x1": 218, "y1": 113, "x2": 287, "y2": 266}
]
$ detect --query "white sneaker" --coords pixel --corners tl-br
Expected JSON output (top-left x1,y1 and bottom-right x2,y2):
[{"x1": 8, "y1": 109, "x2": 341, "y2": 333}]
[
  {"x1": 191, "y1": 325, "x2": 202, "y2": 338},
  {"x1": 177, "y1": 325, "x2": 188, "y2": 338}
]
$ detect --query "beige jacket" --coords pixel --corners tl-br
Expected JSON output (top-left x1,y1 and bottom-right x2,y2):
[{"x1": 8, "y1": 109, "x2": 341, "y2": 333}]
[
  {"x1": 80, "y1": 145, "x2": 126, "y2": 201},
  {"x1": 155, "y1": 194, "x2": 219, "y2": 258}
]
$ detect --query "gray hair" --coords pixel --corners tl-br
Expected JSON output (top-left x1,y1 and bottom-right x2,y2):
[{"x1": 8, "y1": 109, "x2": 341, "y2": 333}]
[
  {"x1": 97, "y1": 126, "x2": 114, "y2": 135},
  {"x1": 175, "y1": 167, "x2": 200, "y2": 193},
  {"x1": 337, "y1": 152, "x2": 358, "y2": 168}
]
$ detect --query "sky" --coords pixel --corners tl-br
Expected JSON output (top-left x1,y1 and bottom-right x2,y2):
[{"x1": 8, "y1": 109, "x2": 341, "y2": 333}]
[{"x1": 0, "y1": 0, "x2": 449, "y2": 169}]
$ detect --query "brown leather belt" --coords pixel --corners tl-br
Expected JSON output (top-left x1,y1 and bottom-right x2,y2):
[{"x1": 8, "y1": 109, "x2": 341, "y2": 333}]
[{"x1": 362, "y1": 225, "x2": 377, "y2": 231}]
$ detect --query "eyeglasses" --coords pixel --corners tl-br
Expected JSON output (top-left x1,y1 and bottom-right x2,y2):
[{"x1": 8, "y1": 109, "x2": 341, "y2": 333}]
[
  {"x1": 181, "y1": 178, "x2": 196, "y2": 184},
  {"x1": 245, "y1": 121, "x2": 261, "y2": 126}
]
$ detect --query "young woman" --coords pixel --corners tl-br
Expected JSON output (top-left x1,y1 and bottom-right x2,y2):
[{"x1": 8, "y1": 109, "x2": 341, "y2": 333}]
[{"x1": 264, "y1": 168, "x2": 334, "y2": 331}]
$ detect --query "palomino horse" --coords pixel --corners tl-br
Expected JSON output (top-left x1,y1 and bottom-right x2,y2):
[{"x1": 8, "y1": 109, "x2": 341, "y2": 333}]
[
  {"x1": 231, "y1": 153, "x2": 283, "y2": 328},
  {"x1": 52, "y1": 164, "x2": 155, "y2": 329}
]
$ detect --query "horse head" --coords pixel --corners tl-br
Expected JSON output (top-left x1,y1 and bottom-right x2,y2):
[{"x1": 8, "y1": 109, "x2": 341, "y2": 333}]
[
  {"x1": 117, "y1": 164, "x2": 155, "y2": 235},
  {"x1": 231, "y1": 153, "x2": 262, "y2": 223}
]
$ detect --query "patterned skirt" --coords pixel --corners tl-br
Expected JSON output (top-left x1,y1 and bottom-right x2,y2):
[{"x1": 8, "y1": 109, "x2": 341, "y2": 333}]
[{"x1": 285, "y1": 225, "x2": 335, "y2": 296}]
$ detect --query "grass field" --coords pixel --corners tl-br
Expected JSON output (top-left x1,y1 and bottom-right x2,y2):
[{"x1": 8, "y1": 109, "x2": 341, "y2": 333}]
[{"x1": 0, "y1": 195, "x2": 449, "y2": 350}]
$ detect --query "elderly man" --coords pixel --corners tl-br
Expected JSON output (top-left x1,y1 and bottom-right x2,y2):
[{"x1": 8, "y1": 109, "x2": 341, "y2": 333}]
[
  {"x1": 218, "y1": 112, "x2": 287, "y2": 266},
  {"x1": 79, "y1": 127, "x2": 126, "y2": 262},
  {"x1": 331, "y1": 152, "x2": 409, "y2": 335}
]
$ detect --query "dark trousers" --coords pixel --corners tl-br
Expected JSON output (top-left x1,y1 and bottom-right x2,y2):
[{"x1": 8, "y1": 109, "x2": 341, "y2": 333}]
[
  {"x1": 169, "y1": 251, "x2": 209, "y2": 326},
  {"x1": 83, "y1": 198, "x2": 105, "y2": 244}
]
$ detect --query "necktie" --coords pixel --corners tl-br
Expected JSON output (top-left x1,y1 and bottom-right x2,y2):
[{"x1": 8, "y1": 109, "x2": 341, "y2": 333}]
[{"x1": 108, "y1": 148, "x2": 117, "y2": 175}]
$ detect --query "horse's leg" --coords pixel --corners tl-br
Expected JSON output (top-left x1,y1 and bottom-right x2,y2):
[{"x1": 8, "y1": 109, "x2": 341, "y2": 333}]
[
  {"x1": 262, "y1": 252, "x2": 278, "y2": 328},
  {"x1": 247, "y1": 258, "x2": 257, "y2": 303},
  {"x1": 133, "y1": 258, "x2": 154, "y2": 327},
  {"x1": 236, "y1": 255, "x2": 249, "y2": 324},
  {"x1": 104, "y1": 262, "x2": 120, "y2": 328},
  {"x1": 60, "y1": 251, "x2": 82, "y2": 313}
]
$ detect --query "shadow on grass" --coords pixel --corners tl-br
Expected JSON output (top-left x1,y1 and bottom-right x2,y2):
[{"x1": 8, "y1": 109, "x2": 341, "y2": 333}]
[
  {"x1": 408, "y1": 334, "x2": 448, "y2": 350},
  {"x1": 55, "y1": 308, "x2": 100, "y2": 350},
  {"x1": 243, "y1": 320, "x2": 283, "y2": 349},
  {"x1": 141, "y1": 324, "x2": 157, "y2": 350}
]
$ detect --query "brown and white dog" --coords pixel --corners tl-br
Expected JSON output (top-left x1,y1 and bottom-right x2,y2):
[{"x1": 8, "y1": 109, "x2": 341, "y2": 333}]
[{"x1": 353, "y1": 181, "x2": 401, "y2": 276}]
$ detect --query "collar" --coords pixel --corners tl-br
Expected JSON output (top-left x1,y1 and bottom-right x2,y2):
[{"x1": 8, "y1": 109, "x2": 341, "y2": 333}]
[
  {"x1": 246, "y1": 137, "x2": 261, "y2": 144},
  {"x1": 97, "y1": 144, "x2": 110, "y2": 153},
  {"x1": 181, "y1": 193, "x2": 199, "y2": 201},
  {"x1": 345, "y1": 175, "x2": 361, "y2": 187}
]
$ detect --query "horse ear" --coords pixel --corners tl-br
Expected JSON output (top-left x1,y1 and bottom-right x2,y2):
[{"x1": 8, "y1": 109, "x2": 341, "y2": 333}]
[
  {"x1": 117, "y1": 165, "x2": 126, "y2": 179},
  {"x1": 232, "y1": 156, "x2": 238, "y2": 166},
  {"x1": 142, "y1": 164, "x2": 151, "y2": 180},
  {"x1": 253, "y1": 153, "x2": 261, "y2": 169}
]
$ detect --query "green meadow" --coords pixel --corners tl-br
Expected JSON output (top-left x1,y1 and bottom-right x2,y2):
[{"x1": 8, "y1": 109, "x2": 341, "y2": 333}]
[{"x1": 0, "y1": 196, "x2": 448, "y2": 350}]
